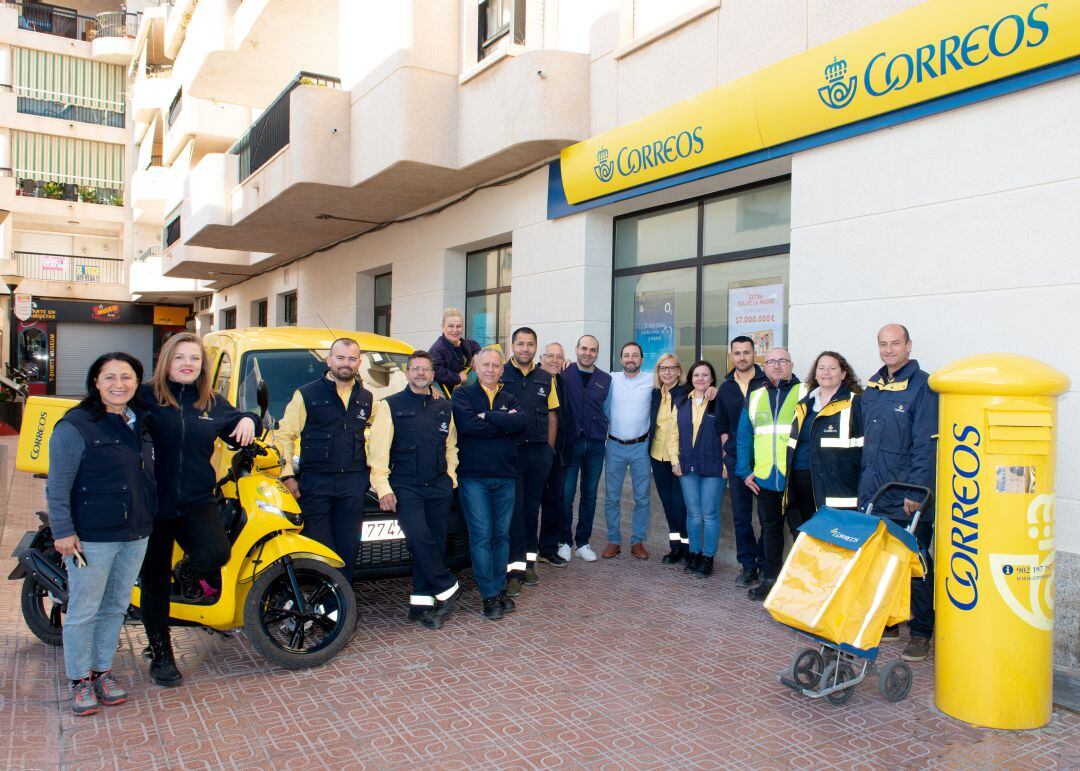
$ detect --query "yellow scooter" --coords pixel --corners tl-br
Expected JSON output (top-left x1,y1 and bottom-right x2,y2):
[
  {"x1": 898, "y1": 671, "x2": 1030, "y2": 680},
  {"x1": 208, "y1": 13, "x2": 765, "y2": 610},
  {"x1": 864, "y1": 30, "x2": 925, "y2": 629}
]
[{"x1": 10, "y1": 385, "x2": 357, "y2": 670}]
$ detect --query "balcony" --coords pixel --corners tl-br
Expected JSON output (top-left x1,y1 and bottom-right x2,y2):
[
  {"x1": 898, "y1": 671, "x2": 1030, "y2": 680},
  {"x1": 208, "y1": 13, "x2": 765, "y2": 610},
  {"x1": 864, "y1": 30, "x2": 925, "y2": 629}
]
[
  {"x1": 14, "y1": 176, "x2": 123, "y2": 206},
  {"x1": 14, "y1": 250, "x2": 124, "y2": 284},
  {"x1": 132, "y1": 65, "x2": 176, "y2": 122},
  {"x1": 14, "y1": 87, "x2": 125, "y2": 128},
  {"x1": 0, "y1": 3, "x2": 138, "y2": 62},
  {"x1": 161, "y1": 88, "x2": 252, "y2": 165},
  {"x1": 90, "y1": 10, "x2": 139, "y2": 63},
  {"x1": 131, "y1": 163, "x2": 181, "y2": 225},
  {"x1": 128, "y1": 247, "x2": 201, "y2": 302}
]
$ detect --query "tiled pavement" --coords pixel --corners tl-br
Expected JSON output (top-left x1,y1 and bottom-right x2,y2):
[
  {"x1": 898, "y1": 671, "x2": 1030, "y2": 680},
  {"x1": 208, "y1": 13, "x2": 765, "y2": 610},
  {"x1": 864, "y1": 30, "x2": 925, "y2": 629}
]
[{"x1": 2, "y1": 436, "x2": 1079, "y2": 770}]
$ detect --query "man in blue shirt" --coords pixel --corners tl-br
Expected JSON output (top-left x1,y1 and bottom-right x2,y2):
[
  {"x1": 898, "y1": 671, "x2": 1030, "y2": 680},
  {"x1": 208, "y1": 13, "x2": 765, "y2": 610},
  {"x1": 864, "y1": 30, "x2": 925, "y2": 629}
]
[{"x1": 602, "y1": 342, "x2": 655, "y2": 560}]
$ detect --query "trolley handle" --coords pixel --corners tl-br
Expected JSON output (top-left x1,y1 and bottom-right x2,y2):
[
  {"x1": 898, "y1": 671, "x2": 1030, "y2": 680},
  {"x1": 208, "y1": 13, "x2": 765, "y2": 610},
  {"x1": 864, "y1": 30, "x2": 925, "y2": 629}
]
[{"x1": 866, "y1": 483, "x2": 933, "y2": 533}]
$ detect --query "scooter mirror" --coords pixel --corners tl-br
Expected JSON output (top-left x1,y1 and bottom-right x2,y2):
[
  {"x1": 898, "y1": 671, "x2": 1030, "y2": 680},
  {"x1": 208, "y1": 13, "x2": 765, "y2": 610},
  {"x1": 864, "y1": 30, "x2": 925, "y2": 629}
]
[{"x1": 256, "y1": 380, "x2": 269, "y2": 418}]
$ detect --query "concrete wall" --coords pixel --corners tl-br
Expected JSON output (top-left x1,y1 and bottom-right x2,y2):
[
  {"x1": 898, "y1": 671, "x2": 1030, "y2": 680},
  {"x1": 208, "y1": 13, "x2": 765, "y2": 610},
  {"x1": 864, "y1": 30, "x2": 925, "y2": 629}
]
[{"x1": 789, "y1": 76, "x2": 1080, "y2": 667}]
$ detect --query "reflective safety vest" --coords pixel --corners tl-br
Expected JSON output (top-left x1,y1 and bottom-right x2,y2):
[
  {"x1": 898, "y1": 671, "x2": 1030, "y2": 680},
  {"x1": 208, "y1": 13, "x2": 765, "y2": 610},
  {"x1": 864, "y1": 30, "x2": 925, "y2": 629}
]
[{"x1": 748, "y1": 381, "x2": 807, "y2": 482}]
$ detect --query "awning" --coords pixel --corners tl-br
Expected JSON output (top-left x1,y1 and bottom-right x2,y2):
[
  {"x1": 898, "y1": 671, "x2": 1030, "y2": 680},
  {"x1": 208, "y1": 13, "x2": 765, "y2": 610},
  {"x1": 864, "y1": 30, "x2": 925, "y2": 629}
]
[
  {"x1": 12, "y1": 131, "x2": 125, "y2": 187},
  {"x1": 13, "y1": 46, "x2": 125, "y2": 112}
]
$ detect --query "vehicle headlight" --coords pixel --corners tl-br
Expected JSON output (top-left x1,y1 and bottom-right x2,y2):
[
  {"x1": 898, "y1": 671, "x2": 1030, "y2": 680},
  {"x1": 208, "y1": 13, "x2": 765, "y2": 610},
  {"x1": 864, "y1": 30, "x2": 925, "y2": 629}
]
[{"x1": 255, "y1": 499, "x2": 284, "y2": 516}]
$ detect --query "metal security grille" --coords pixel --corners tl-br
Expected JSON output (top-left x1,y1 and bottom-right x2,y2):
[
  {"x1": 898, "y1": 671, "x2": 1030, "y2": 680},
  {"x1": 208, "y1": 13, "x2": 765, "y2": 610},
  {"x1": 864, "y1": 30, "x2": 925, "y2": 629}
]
[{"x1": 56, "y1": 323, "x2": 154, "y2": 397}]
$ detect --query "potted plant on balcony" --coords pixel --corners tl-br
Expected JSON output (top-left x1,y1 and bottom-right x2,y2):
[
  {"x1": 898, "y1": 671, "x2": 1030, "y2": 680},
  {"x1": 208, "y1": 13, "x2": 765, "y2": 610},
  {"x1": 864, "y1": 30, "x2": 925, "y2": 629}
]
[
  {"x1": 78, "y1": 186, "x2": 101, "y2": 204},
  {"x1": 108, "y1": 193, "x2": 124, "y2": 206},
  {"x1": 41, "y1": 181, "x2": 64, "y2": 200}
]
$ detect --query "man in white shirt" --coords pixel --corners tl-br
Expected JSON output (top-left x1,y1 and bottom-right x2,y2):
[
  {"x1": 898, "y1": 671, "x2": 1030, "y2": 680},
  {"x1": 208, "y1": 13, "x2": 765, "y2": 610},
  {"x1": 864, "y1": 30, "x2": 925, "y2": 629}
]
[{"x1": 601, "y1": 342, "x2": 655, "y2": 559}]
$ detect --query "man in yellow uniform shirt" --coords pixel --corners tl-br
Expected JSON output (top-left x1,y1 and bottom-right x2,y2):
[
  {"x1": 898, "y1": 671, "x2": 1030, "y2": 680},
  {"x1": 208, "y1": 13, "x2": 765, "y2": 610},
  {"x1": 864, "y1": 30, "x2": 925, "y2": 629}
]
[
  {"x1": 277, "y1": 338, "x2": 373, "y2": 585},
  {"x1": 367, "y1": 350, "x2": 461, "y2": 629}
]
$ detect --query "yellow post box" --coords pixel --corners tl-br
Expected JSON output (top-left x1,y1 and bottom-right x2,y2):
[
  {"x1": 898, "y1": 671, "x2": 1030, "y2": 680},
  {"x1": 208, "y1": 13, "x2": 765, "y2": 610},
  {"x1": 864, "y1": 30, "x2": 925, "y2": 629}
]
[
  {"x1": 15, "y1": 396, "x2": 78, "y2": 476},
  {"x1": 929, "y1": 354, "x2": 1070, "y2": 729}
]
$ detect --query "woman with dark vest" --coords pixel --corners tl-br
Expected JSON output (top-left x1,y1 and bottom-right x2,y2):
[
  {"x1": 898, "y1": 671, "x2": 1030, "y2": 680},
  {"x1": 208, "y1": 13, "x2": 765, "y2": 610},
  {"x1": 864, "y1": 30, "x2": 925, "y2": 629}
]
[
  {"x1": 649, "y1": 353, "x2": 690, "y2": 564},
  {"x1": 668, "y1": 360, "x2": 727, "y2": 577},
  {"x1": 430, "y1": 307, "x2": 482, "y2": 396},
  {"x1": 138, "y1": 332, "x2": 257, "y2": 687},
  {"x1": 785, "y1": 351, "x2": 863, "y2": 531},
  {"x1": 46, "y1": 352, "x2": 156, "y2": 716}
]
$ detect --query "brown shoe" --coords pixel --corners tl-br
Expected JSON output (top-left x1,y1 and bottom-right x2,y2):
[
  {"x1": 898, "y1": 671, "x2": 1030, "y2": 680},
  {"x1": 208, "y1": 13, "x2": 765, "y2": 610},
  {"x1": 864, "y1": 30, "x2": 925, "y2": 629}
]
[
  {"x1": 901, "y1": 636, "x2": 931, "y2": 662},
  {"x1": 630, "y1": 543, "x2": 649, "y2": 560},
  {"x1": 601, "y1": 543, "x2": 621, "y2": 558}
]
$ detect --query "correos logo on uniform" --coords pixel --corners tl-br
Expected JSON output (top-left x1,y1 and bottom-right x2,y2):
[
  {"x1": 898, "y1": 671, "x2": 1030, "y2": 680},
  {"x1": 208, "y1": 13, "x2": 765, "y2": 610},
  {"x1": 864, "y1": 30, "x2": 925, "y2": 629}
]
[{"x1": 818, "y1": 2, "x2": 1051, "y2": 110}]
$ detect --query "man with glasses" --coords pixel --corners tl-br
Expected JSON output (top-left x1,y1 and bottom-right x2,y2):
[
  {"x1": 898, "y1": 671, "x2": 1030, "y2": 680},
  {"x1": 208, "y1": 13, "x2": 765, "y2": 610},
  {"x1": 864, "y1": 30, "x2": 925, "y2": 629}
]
[
  {"x1": 716, "y1": 336, "x2": 769, "y2": 588},
  {"x1": 368, "y1": 350, "x2": 460, "y2": 629},
  {"x1": 735, "y1": 347, "x2": 806, "y2": 600},
  {"x1": 537, "y1": 343, "x2": 572, "y2": 566}
]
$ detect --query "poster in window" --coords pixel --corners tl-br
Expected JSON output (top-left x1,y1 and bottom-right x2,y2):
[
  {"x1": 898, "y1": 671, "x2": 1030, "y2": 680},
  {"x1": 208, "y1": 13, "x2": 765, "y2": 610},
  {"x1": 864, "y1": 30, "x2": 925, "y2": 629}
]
[
  {"x1": 635, "y1": 291, "x2": 674, "y2": 372},
  {"x1": 727, "y1": 282, "x2": 784, "y2": 360}
]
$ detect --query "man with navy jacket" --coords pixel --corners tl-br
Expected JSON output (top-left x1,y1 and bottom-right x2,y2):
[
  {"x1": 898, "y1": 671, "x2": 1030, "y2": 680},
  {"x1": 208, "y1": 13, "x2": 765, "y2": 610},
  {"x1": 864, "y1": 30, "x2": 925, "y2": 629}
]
[
  {"x1": 451, "y1": 348, "x2": 528, "y2": 619},
  {"x1": 559, "y1": 335, "x2": 611, "y2": 562}
]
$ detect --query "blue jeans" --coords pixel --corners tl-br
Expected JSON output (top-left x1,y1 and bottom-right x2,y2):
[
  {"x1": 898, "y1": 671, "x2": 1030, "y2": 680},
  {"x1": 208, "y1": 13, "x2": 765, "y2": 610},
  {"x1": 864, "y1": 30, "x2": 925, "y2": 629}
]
[
  {"x1": 603, "y1": 440, "x2": 652, "y2": 545},
  {"x1": 562, "y1": 438, "x2": 605, "y2": 548},
  {"x1": 62, "y1": 538, "x2": 148, "y2": 680},
  {"x1": 458, "y1": 477, "x2": 515, "y2": 600},
  {"x1": 680, "y1": 473, "x2": 725, "y2": 557}
]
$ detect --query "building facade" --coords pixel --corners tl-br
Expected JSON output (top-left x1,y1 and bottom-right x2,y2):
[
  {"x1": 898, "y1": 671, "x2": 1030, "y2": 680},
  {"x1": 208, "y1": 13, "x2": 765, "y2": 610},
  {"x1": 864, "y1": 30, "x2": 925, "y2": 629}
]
[{"x1": 11, "y1": 0, "x2": 1076, "y2": 664}]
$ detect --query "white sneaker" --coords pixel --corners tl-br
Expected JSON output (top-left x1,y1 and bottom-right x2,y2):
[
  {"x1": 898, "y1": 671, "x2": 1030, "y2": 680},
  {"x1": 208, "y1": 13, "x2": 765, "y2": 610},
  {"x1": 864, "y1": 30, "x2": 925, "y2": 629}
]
[
  {"x1": 576, "y1": 545, "x2": 597, "y2": 562},
  {"x1": 557, "y1": 543, "x2": 572, "y2": 562}
]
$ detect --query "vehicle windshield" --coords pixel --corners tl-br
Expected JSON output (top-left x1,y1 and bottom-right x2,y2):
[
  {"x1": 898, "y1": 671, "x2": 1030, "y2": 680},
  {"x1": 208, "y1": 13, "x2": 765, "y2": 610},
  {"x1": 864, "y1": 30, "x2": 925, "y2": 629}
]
[{"x1": 236, "y1": 348, "x2": 410, "y2": 421}]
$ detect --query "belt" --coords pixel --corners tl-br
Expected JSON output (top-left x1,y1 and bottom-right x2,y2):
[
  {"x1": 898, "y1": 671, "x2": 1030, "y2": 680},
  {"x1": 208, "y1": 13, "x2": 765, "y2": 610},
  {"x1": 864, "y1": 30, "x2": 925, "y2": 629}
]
[{"x1": 608, "y1": 432, "x2": 649, "y2": 445}]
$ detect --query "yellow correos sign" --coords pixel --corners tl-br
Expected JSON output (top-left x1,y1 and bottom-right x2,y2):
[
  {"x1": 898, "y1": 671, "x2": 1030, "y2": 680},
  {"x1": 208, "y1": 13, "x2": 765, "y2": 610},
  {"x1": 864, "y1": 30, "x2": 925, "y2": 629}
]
[{"x1": 559, "y1": 0, "x2": 1080, "y2": 205}]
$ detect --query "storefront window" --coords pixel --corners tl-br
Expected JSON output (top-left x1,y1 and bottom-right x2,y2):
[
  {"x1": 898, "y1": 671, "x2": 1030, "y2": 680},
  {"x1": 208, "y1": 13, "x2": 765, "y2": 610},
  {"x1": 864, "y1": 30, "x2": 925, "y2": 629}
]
[
  {"x1": 611, "y1": 178, "x2": 790, "y2": 370},
  {"x1": 466, "y1": 244, "x2": 512, "y2": 353}
]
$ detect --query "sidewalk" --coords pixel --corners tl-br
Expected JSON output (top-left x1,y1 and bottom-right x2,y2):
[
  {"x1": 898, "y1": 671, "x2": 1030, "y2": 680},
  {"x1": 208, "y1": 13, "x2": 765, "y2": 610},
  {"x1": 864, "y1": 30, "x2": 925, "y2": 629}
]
[{"x1": 1, "y1": 436, "x2": 1078, "y2": 769}]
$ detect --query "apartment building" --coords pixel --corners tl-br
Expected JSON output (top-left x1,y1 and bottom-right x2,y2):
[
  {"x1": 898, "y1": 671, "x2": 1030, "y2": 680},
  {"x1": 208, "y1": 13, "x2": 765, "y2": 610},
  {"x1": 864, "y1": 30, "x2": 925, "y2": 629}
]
[
  {"x1": 71, "y1": 0, "x2": 1080, "y2": 665},
  {"x1": 0, "y1": 0, "x2": 194, "y2": 396}
]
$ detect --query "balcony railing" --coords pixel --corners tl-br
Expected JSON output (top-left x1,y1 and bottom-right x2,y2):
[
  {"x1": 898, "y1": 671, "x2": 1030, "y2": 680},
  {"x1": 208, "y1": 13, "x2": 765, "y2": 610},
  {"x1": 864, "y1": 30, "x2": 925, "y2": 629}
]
[
  {"x1": 146, "y1": 64, "x2": 173, "y2": 79},
  {"x1": 229, "y1": 72, "x2": 340, "y2": 183},
  {"x1": 14, "y1": 175, "x2": 124, "y2": 206},
  {"x1": 14, "y1": 84, "x2": 125, "y2": 127},
  {"x1": 14, "y1": 251, "x2": 125, "y2": 284},
  {"x1": 167, "y1": 87, "x2": 182, "y2": 127},
  {"x1": 8, "y1": 3, "x2": 139, "y2": 41}
]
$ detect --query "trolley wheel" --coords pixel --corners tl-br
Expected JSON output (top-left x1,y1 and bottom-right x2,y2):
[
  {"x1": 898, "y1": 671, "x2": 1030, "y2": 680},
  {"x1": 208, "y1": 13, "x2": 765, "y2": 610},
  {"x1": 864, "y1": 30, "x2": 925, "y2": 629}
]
[
  {"x1": 791, "y1": 648, "x2": 824, "y2": 689},
  {"x1": 821, "y1": 662, "x2": 856, "y2": 705},
  {"x1": 878, "y1": 661, "x2": 913, "y2": 702}
]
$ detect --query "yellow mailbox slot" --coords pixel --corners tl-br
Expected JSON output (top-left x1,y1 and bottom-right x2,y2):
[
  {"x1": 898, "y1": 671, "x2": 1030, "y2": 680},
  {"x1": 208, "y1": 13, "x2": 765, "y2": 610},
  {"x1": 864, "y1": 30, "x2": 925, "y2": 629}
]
[{"x1": 929, "y1": 354, "x2": 1070, "y2": 730}]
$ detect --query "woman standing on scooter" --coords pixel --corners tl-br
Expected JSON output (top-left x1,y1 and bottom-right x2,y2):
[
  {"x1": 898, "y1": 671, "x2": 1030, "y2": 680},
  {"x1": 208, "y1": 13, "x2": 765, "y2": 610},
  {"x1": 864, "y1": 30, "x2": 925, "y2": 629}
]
[
  {"x1": 46, "y1": 352, "x2": 156, "y2": 716},
  {"x1": 139, "y1": 332, "x2": 257, "y2": 687}
]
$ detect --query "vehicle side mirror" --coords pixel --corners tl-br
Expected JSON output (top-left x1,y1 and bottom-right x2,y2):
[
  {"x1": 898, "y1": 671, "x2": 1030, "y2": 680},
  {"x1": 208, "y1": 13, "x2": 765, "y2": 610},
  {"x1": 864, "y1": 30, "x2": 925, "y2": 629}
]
[{"x1": 256, "y1": 380, "x2": 270, "y2": 424}]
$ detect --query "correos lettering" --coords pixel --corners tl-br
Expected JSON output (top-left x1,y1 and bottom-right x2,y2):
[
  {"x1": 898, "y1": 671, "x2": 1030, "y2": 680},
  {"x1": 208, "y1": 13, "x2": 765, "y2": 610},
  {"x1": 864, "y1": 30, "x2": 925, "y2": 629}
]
[
  {"x1": 616, "y1": 126, "x2": 704, "y2": 176},
  {"x1": 29, "y1": 412, "x2": 48, "y2": 460},
  {"x1": 864, "y1": 3, "x2": 1050, "y2": 97},
  {"x1": 946, "y1": 423, "x2": 982, "y2": 611},
  {"x1": 830, "y1": 527, "x2": 859, "y2": 543}
]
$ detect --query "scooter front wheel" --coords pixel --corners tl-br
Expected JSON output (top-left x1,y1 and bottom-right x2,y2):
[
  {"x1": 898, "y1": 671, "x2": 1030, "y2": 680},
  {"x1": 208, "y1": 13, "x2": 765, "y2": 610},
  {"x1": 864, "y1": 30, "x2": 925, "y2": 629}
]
[{"x1": 243, "y1": 558, "x2": 356, "y2": 670}]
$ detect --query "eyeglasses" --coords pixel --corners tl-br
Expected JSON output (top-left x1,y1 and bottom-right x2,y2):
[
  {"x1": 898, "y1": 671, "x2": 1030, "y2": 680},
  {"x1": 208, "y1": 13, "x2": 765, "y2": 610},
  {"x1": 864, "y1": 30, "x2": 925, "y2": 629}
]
[
  {"x1": 408, "y1": 366, "x2": 433, "y2": 373},
  {"x1": 658, "y1": 366, "x2": 680, "y2": 373},
  {"x1": 764, "y1": 359, "x2": 791, "y2": 367}
]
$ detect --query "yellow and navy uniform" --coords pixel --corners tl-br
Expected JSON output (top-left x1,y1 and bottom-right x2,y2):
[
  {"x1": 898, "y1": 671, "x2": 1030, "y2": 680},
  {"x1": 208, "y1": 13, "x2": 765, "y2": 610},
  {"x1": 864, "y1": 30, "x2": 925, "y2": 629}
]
[
  {"x1": 367, "y1": 386, "x2": 460, "y2": 610},
  {"x1": 500, "y1": 359, "x2": 559, "y2": 575},
  {"x1": 275, "y1": 374, "x2": 373, "y2": 584},
  {"x1": 785, "y1": 383, "x2": 863, "y2": 512}
]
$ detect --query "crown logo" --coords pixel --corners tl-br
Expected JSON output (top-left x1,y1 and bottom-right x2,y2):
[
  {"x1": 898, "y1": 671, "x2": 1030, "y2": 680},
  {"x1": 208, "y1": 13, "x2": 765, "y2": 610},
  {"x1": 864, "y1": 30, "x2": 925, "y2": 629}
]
[
  {"x1": 818, "y1": 56, "x2": 857, "y2": 110},
  {"x1": 593, "y1": 146, "x2": 615, "y2": 183}
]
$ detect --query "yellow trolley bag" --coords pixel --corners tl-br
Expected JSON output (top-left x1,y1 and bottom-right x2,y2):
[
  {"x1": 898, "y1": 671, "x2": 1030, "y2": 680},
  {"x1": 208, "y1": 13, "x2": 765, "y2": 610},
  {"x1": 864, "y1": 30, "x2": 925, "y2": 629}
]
[{"x1": 769, "y1": 483, "x2": 932, "y2": 705}]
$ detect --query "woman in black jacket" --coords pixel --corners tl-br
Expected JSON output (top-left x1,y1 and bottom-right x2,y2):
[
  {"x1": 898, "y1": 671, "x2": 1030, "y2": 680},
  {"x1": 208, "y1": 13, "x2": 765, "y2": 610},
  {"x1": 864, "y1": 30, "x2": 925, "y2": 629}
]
[{"x1": 139, "y1": 332, "x2": 257, "y2": 687}]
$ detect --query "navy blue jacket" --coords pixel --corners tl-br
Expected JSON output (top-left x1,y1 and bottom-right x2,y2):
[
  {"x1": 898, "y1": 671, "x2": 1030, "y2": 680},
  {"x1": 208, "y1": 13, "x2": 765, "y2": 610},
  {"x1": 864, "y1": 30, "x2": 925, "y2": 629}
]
[
  {"x1": 856, "y1": 359, "x2": 938, "y2": 519},
  {"x1": 384, "y1": 388, "x2": 453, "y2": 488},
  {"x1": 451, "y1": 383, "x2": 528, "y2": 478},
  {"x1": 57, "y1": 406, "x2": 156, "y2": 542},
  {"x1": 649, "y1": 383, "x2": 689, "y2": 444},
  {"x1": 140, "y1": 382, "x2": 257, "y2": 519},
  {"x1": 499, "y1": 361, "x2": 555, "y2": 445},
  {"x1": 673, "y1": 394, "x2": 724, "y2": 476},
  {"x1": 297, "y1": 377, "x2": 373, "y2": 475},
  {"x1": 430, "y1": 334, "x2": 482, "y2": 393},
  {"x1": 561, "y1": 364, "x2": 611, "y2": 443},
  {"x1": 715, "y1": 365, "x2": 768, "y2": 464}
]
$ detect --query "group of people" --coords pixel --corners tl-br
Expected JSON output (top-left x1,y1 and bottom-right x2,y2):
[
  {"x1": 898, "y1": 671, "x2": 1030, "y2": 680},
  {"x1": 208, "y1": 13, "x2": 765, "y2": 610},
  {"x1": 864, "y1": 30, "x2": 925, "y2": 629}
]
[{"x1": 43, "y1": 305, "x2": 937, "y2": 718}]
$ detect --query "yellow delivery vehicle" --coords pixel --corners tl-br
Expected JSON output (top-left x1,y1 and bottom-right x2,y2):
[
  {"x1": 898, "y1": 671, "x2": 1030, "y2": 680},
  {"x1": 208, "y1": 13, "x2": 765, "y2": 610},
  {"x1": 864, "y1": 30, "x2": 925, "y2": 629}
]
[{"x1": 765, "y1": 482, "x2": 932, "y2": 705}]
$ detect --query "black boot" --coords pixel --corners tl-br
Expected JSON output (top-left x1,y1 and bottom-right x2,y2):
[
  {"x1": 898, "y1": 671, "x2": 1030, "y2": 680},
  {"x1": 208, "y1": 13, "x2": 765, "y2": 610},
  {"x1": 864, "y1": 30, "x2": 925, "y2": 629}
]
[
  {"x1": 661, "y1": 542, "x2": 682, "y2": 564},
  {"x1": 172, "y1": 558, "x2": 202, "y2": 600},
  {"x1": 146, "y1": 631, "x2": 183, "y2": 687},
  {"x1": 683, "y1": 553, "x2": 702, "y2": 573},
  {"x1": 696, "y1": 555, "x2": 714, "y2": 577}
]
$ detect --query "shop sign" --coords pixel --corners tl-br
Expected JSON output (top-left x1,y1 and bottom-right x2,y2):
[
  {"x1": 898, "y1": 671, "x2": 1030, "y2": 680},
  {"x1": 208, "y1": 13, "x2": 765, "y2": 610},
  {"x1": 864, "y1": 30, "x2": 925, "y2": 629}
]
[
  {"x1": 91, "y1": 304, "x2": 122, "y2": 321},
  {"x1": 30, "y1": 304, "x2": 57, "y2": 320},
  {"x1": 14, "y1": 293, "x2": 32, "y2": 321},
  {"x1": 728, "y1": 283, "x2": 785, "y2": 360},
  {"x1": 74, "y1": 264, "x2": 103, "y2": 283},
  {"x1": 153, "y1": 305, "x2": 189, "y2": 326},
  {"x1": 558, "y1": 0, "x2": 1080, "y2": 205}
]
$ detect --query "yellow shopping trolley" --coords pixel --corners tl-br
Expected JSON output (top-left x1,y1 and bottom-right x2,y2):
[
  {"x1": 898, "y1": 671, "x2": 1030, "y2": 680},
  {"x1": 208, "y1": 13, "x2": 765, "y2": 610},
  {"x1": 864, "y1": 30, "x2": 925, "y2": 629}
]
[{"x1": 766, "y1": 483, "x2": 932, "y2": 705}]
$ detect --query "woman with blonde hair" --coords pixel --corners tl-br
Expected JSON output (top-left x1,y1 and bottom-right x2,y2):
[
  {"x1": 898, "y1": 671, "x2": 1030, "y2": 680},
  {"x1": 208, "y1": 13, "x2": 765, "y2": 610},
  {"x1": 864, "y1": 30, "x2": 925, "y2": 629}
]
[
  {"x1": 430, "y1": 307, "x2": 481, "y2": 395},
  {"x1": 649, "y1": 353, "x2": 690, "y2": 564},
  {"x1": 138, "y1": 331, "x2": 258, "y2": 688}
]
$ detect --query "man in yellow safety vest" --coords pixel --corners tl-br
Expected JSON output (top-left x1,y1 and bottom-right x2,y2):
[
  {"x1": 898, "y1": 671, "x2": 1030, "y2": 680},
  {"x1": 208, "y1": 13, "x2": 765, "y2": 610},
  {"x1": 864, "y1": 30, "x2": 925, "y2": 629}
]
[{"x1": 735, "y1": 347, "x2": 807, "y2": 601}]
